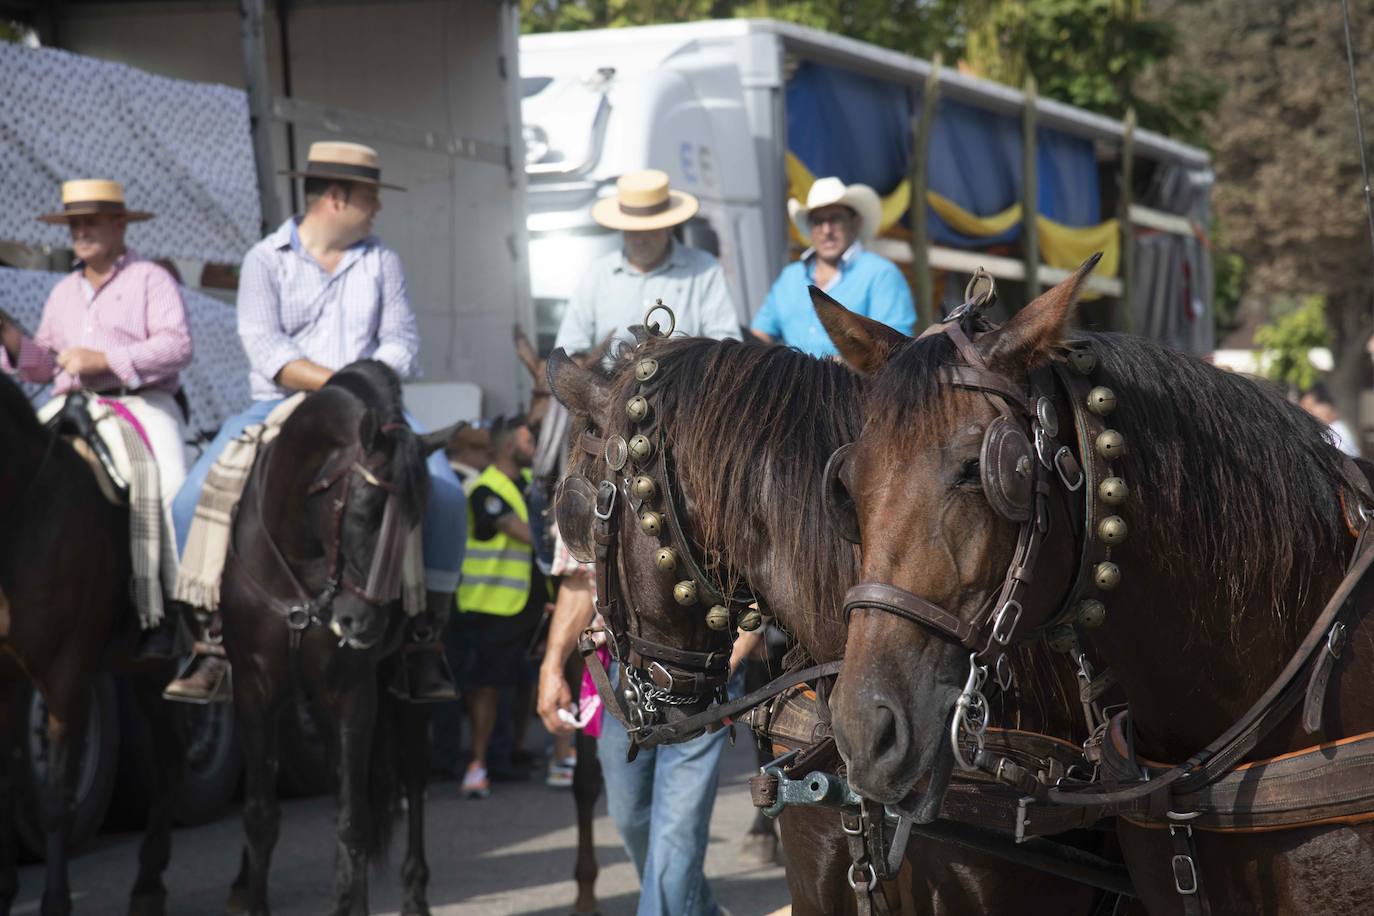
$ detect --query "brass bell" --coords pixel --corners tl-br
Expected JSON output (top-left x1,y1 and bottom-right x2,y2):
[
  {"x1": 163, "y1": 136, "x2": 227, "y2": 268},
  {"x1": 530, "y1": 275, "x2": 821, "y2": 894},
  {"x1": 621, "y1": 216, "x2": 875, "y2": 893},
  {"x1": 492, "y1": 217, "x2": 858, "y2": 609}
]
[
  {"x1": 1098, "y1": 477, "x2": 1128, "y2": 506},
  {"x1": 635, "y1": 358, "x2": 659, "y2": 382},
  {"x1": 1076, "y1": 599, "x2": 1107, "y2": 629},
  {"x1": 655, "y1": 547, "x2": 678, "y2": 573},
  {"x1": 632, "y1": 475, "x2": 657, "y2": 501},
  {"x1": 1094, "y1": 561, "x2": 1121, "y2": 591},
  {"x1": 1098, "y1": 515, "x2": 1128, "y2": 545},
  {"x1": 1086, "y1": 387, "x2": 1117, "y2": 416},
  {"x1": 639, "y1": 511, "x2": 663, "y2": 537},
  {"x1": 1046, "y1": 624, "x2": 1078, "y2": 654},
  {"x1": 1095, "y1": 430, "x2": 1125, "y2": 461},
  {"x1": 1068, "y1": 349, "x2": 1098, "y2": 375},
  {"x1": 673, "y1": 580, "x2": 698, "y2": 606},
  {"x1": 628, "y1": 434, "x2": 654, "y2": 462},
  {"x1": 738, "y1": 609, "x2": 763, "y2": 632},
  {"x1": 626, "y1": 396, "x2": 652, "y2": 423},
  {"x1": 705, "y1": 605, "x2": 730, "y2": 630}
]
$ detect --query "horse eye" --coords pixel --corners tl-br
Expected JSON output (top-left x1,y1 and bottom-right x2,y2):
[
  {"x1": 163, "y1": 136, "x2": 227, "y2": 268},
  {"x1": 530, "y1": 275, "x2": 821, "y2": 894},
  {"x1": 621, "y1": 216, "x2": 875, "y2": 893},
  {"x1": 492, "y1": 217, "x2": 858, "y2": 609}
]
[{"x1": 957, "y1": 458, "x2": 981, "y2": 486}]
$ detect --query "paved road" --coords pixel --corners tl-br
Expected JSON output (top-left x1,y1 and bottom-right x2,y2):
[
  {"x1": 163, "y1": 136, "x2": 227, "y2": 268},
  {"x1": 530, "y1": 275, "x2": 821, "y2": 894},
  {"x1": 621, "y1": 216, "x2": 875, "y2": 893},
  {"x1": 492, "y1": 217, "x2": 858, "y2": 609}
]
[{"x1": 13, "y1": 734, "x2": 790, "y2": 915}]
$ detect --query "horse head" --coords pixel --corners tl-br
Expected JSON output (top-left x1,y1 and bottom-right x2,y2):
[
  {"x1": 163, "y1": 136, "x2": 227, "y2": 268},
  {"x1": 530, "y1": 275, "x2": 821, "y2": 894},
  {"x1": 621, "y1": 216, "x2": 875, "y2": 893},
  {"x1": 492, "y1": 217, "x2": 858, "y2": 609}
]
[{"x1": 811, "y1": 258, "x2": 1100, "y2": 804}]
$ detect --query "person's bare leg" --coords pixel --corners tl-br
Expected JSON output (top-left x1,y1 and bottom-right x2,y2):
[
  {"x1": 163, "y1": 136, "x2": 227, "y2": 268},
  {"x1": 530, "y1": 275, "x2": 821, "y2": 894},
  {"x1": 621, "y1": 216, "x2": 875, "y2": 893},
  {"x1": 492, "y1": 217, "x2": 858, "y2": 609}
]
[{"x1": 465, "y1": 687, "x2": 500, "y2": 769}]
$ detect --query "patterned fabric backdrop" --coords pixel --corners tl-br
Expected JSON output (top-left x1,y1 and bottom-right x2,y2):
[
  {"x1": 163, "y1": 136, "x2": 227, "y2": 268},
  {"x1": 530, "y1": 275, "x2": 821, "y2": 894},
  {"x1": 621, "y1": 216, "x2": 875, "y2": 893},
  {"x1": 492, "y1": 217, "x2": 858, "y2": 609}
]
[
  {"x1": 0, "y1": 267, "x2": 250, "y2": 437},
  {"x1": 0, "y1": 43, "x2": 260, "y2": 264}
]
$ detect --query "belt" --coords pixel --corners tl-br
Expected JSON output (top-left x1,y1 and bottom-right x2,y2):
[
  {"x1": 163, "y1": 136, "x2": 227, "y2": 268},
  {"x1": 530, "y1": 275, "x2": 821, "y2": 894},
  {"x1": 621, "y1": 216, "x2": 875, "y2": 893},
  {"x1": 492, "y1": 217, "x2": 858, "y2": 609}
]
[{"x1": 90, "y1": 385, "x2": 191, "y2": 423}]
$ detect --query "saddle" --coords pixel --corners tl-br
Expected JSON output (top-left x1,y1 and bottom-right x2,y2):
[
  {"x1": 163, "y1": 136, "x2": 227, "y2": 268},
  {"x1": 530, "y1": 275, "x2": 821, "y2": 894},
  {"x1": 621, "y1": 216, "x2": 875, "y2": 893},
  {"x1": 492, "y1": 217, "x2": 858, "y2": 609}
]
[{"x1": 46, "y1": 391, "x2": 129, "y2": 504}]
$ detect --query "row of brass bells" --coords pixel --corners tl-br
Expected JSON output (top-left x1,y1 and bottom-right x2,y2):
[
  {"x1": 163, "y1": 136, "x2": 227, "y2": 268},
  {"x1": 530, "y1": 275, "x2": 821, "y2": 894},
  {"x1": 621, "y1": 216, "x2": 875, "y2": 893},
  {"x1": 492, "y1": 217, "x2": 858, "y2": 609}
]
[
  {"x1": 1098, "y1": 516, "x2": 1127, "y2": 545},
  {"x1": 626, "y1": 396, "x2": 652, "y2": 423},
  {"x1": 1075, "y1": 599, "x2": 1106, "y2": 629},
  {"x1": 1046, "y1": 623, "x2": 1079, "y2": 654},
  {"x1": 1099, "y1": 477, "x2": 1128, "y2": 506},
  {"x1": 673, "y1": 580, "x2": 697, "y2": 606},
  {"x1": 640, "y1": 511, "x2": 663, "y2": 537},
  {"x1": 635, "y1": 358, "x2": 659, "y2": 382},
  {"x1": 632, "y1": 475, "x2": 657, "y2": 501},
  {"x1": 1086, "y1": 386, "x2": 1116, "y2": 417},
  {"x1": 738, "y1": 608, "x2": 763, "y2": 632},
  {"x1": 1095, "y1": 430, "x2": 1125, "y2": 461},
  {"x1": 705, "y1": 605, "x2": 730, "y2": 630},
  {"x1": 628, "y1": 434, "x2": 654, "y2": 462},
  {"x1": 655, "y1": 547, "x2": 677, "y2": 573}
]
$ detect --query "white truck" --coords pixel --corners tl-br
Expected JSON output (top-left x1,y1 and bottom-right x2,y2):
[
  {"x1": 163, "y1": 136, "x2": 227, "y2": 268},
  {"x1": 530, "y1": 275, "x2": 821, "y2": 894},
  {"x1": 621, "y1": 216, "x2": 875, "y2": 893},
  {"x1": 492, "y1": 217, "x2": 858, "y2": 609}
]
[{"x1": 521, "y1": 19, "x2": 1215, "y2": 354}]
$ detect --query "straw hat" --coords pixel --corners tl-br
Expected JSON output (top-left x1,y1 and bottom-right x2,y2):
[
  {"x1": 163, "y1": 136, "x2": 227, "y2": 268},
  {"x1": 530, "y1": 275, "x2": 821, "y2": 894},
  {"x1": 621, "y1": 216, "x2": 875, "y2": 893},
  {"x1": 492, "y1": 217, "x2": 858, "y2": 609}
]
[
  {"x1": 36, "y1": 179, "x2": 152, "y2": 224},
  {"x1": 591, "y1": 170, "x2": 699, "y2": 231},
  {"x1": 788, "y1": 176, "x2": 882, "y2": 244},
  {"x1": 281, "y1": 141, "x2": 405, "y2": 190}
]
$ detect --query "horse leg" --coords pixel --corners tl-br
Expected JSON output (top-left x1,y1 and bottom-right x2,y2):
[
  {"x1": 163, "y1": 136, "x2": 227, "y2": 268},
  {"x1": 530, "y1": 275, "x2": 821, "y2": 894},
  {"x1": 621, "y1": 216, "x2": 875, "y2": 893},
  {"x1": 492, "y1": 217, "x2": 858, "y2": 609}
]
[
  {"x1": 330, "y1": 678, "x2": 377, "y2": 916},
  {"x1": 571, "y1": 728, "x2": 601, "y2": 916},
  {"x1": 230, "y1": 689, "x2": 282, "y2": 915},
  {"x1": 37, "y1": 678, "x2": 89, "y2": 916},
  {"x1": 127, "y1": 674, "x2": 186, "y2": 916},
  {"x1": 397, "y1": 699, "x2": 431, "y2": 916},
  {"x1": 0, "y1": 681, "x2": 19, "y2": 916}
]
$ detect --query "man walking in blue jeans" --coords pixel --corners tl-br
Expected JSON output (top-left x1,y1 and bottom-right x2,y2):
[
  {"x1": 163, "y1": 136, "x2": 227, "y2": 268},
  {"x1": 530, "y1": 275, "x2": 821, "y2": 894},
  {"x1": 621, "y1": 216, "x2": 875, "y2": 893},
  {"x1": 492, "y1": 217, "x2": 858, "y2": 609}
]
[{"x1": 538, "y1": 167, "x2": 746, "y2": 915}]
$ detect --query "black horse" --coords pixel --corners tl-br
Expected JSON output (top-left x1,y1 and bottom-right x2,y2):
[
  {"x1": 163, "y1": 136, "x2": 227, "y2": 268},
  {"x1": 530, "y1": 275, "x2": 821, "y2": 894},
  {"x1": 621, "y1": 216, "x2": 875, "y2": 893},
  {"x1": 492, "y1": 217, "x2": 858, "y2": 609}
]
[
  {"x1": 0, "y1": 371, "x2": 186, "y2": 916},
  {"x1": 218, "y1": 361, "x2": 454, "y2": 916}
]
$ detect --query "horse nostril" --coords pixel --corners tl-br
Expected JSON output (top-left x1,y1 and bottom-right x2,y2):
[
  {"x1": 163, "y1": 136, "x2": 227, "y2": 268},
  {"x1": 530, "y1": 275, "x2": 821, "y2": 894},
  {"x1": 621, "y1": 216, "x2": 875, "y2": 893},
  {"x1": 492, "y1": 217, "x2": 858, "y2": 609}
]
[
  {"x1": 872, "y1": 703, "x2": 903, "y2": 763},
  {"x1": 338, "y1": 615, "x2": 355, "y2": 632}
]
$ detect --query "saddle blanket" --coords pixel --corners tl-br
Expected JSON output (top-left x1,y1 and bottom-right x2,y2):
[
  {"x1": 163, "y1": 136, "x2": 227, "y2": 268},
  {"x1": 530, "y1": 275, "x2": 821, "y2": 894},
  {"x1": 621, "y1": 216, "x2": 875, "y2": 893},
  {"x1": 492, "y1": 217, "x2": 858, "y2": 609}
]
[
  {"x1": 174, "y1": 394, "x2": 424, "y2": 616},
  {"x1": 38, "y1": 394, "x2": 174, "y2": 630}
]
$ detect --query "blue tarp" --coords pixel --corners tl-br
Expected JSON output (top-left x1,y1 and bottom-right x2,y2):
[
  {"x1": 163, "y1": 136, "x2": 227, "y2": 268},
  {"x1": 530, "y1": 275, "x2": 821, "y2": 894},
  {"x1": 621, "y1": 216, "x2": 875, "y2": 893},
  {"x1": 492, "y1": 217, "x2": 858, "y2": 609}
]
[{"x1": 786, "y1": 61, "x2": 1101, "y2": 247}]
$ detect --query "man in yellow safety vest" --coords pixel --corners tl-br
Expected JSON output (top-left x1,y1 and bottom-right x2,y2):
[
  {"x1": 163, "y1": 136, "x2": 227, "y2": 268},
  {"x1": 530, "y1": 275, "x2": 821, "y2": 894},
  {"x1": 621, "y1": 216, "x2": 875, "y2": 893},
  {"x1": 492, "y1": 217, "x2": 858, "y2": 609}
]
[{"x1": 455, "y1": 414, "x2": 546, "y2": 797}]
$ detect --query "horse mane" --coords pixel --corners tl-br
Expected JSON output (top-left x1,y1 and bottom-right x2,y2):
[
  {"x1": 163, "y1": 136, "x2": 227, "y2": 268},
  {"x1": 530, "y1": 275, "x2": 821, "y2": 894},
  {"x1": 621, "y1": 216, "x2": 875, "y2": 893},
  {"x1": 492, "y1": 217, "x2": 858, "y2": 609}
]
[
  {"x1": 324, "y1": 359, "x2": 428, "y2": 521},
  {"x1": 0, "y1": 371, "x2": 39, "y2": 434},
  {"x1": 871, "y1": 328, "x2": 1351, "y2": 643},
  {"x1": 600, "y1": 336, "x2": 865, "y2": 660}
]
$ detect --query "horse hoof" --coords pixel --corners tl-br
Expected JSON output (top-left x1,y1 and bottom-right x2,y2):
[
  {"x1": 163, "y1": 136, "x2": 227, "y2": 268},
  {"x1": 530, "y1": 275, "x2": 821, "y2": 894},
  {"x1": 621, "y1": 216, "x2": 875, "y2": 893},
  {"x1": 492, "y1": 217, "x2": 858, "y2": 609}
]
[{"x1": 127, "y1": 889, "x2": 168, "y2": 916}]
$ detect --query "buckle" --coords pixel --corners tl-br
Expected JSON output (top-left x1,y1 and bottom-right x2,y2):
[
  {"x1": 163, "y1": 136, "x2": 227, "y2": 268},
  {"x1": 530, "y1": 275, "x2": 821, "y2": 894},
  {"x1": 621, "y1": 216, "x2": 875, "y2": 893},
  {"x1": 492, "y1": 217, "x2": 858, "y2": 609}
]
[
  {"x1": 647, "y1": 660, "x2": 677, "y2": 691},
  {"x1": 286, "y1": 606, "x2": 312, "y2": 631},
  {"x1": 594, "y1": 480, "x2": 617, "y2": 520},
  {"x1": 1327, "y1": 621, "x2": 1348, "y2": 659},
  {"x1": 1053, "y1": 445, "x2": 1083, "y2": 491},
  {"x1": 991, "y1": 600, "x2": 1023, "y2": 645},
  {"x1": 1171, "y1": 853, "x2": 1198, "y2": 895},
  {"x1": 994, "y1": 652, "x2": 1015, "y2": 691}
]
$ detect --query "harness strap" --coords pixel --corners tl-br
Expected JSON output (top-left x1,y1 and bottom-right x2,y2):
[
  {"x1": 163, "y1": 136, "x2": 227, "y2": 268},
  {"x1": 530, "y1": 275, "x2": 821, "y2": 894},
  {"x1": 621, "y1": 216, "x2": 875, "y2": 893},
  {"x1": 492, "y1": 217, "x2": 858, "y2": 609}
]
[{"x1": 843, "y1": 582, "x2": 975, "y2": 645}]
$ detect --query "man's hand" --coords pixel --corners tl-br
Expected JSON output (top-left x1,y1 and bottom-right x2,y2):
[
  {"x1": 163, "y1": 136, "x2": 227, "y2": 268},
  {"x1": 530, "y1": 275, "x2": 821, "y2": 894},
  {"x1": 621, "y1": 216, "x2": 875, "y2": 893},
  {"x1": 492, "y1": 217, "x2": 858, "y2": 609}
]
[
  {"x1": 730, "y1": 623, "x2": 766, "y2": 677},
  {"x1": 538, "y1": 662, "x2": 577, "y2": 735},
  {"x1": 56, "y1": 347, "x2": 109, "y2": 378}
]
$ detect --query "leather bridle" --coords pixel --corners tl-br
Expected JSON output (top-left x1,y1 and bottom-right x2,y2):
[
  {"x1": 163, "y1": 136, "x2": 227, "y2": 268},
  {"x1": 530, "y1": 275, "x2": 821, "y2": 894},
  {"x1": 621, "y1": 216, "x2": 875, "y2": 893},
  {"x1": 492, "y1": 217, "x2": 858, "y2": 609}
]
[{"x1": 230, "y1": 429, "x2": 412, "y2": 646}]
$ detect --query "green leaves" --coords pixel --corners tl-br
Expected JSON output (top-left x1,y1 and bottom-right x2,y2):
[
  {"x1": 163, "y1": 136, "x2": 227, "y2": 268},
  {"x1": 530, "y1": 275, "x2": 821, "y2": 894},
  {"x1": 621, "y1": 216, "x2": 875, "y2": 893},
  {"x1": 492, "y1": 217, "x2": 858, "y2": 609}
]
[{"x1": 1254, "y1": 296, "x2": 1330, "y2": 392}]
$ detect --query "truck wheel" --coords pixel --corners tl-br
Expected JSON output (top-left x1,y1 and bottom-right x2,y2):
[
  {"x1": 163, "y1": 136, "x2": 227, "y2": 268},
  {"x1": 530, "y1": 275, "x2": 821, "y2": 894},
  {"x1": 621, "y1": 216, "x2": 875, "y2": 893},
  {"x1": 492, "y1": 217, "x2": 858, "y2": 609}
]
[
  {"x1": 175, "y1": 702, "x2": 242, "y2": 825},
  {"x1": 14, "y1": 676, "x2": 120, "y2": 859}
]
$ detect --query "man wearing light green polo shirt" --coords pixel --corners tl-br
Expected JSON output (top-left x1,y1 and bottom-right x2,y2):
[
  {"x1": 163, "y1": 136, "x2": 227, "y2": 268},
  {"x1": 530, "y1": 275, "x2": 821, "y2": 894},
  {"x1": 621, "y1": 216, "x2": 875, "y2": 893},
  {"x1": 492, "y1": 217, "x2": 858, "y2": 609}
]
[{"x1": 553, "y1": 170, "x2": 740, "y2": 354}]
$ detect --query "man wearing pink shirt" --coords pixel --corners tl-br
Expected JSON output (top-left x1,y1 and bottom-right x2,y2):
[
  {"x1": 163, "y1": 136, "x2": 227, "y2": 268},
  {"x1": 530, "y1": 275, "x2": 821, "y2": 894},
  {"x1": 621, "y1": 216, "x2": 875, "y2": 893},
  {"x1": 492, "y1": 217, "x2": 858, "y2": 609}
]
[{"x1": 0, "y1": 179, "x2": 193, "y2": 655}]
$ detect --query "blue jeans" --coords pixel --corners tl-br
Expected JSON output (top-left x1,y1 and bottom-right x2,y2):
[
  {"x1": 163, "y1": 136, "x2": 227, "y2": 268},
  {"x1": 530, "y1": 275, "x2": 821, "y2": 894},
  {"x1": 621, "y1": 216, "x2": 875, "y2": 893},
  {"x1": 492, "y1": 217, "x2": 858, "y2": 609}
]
[
  {"x1": 172, "y1": 399, "x2": 467, "y2": 593},
  {"x1": 597, "y1": 665, "x2": 733, "y2": 916}
]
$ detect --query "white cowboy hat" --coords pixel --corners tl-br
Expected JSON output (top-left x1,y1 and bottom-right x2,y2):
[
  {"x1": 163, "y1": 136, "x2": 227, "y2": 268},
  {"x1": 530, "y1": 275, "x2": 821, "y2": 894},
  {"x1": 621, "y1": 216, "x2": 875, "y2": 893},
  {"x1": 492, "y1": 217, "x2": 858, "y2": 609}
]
[
  {"x1": 592, "y1": 169, "x2": 699, "y2": 232},
  {"x1": 37, "y1": 179, "x2": 153, "y2": 224},
  {"x1": 281, "y1": 141, "x2": 406, "y2": 190},
  {"x1": 788, "y1": 176, "x2": 882, "y2": 245}
]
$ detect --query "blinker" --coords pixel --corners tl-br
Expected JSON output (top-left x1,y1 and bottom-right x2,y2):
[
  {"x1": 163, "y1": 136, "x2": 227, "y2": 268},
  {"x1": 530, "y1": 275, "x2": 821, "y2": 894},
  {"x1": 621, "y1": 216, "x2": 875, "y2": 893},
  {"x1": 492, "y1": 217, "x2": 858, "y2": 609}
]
[
  {"x1": 655, "y1": 547, "x2": 678, "y2": 572},
  {"x1": 639, "y1": 511, "x2": 663, "y2": 537},
  {"x1": 632, "y1": 475, "x2": 657, "y2": 500},
  {"x1": 673, "y1": 580, "x2": 698, "y2": 606},
  {"x1": 628, "y1": 434, "x2": 654, "y2": 462},
  {"x1": 705, "y1": 605, "x2": 730, "y2": 630},
  {"x1": 626, "y1": 396, "x2": 652, "y2": 423}
]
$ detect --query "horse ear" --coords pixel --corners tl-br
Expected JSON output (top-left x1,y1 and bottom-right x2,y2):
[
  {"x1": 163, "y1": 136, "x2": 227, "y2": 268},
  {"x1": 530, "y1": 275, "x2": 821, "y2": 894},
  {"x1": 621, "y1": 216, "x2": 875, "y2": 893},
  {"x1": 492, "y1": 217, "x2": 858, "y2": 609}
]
[
  {"x1": 418, "y1": 421, "x2": 464, "y2": 457},
  {"x1": 979, "y1": 253, "x2": 1101, "y2": 371},
  {"x1": 547, "y1": 347, "x2": 612, "y2": 425},
  {"x1": 810, "y1": 285, "x2": 910, "y2": 375}
]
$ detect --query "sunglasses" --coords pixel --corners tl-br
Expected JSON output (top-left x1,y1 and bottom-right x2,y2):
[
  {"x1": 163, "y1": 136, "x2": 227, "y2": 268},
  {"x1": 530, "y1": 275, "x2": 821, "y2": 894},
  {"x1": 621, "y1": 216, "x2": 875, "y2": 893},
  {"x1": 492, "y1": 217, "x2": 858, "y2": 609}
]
[{"x1": 807, "y1": 211, "x2": 853, "y2": 228}]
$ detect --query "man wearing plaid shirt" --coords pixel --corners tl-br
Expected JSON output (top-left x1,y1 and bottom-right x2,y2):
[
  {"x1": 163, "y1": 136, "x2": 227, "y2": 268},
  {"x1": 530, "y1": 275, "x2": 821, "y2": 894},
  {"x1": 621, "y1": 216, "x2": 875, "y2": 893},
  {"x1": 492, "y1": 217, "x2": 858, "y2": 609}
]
[{"x1": 167, "y1": 142, "x2": 464, "y2": 702}]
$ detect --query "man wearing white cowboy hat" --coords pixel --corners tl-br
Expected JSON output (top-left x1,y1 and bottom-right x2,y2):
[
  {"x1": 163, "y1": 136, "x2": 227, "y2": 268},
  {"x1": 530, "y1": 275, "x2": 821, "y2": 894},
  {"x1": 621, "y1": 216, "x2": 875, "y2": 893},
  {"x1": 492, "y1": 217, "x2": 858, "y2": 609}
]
[
  {"x1": 166, "y1": 141, "x2": 466, "y2": 703},
  {"x1": 0, "y1": 178, "x2": 194, "y2": 658},
  {"x1": 751, "y1": 176, "x2": 916, "y2": 356},
  {"x1": 553, "y1": 169, "x2": 740, "y2": 355}
]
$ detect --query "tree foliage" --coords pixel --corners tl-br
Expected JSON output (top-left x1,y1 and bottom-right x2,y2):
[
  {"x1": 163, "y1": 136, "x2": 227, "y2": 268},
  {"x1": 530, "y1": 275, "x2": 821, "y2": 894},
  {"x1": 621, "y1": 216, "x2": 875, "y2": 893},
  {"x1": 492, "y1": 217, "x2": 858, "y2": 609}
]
[{"x1": 1253, "y1": 296, "x2": 1329, "y2": 392}]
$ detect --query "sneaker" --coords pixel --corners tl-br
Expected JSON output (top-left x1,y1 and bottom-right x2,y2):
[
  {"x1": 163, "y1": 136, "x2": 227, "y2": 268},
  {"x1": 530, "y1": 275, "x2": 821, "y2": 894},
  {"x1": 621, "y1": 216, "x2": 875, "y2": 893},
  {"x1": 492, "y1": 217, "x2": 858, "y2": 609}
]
[
  {"x1": 462, "y1": 763, "x2": 491, "y2": 799},
  {"x1": 546, "y1": 756, "x2": 576, "y2": 788}
]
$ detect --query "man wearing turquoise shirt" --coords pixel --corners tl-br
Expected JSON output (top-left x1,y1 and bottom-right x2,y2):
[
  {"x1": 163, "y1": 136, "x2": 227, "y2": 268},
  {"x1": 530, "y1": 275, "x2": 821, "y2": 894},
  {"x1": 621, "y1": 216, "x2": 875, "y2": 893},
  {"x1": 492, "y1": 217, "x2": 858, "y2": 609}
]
[{"x1": 751, "y1": 176, "x2": 916, "y2": 355}]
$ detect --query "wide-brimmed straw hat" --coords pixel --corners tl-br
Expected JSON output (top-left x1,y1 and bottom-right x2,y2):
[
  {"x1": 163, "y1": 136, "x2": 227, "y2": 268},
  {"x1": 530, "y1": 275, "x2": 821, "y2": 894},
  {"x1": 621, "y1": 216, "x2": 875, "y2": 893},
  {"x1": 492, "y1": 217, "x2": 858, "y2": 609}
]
[
  {"x1": 280, "y1": 141, "x2": 406, "y2": 191},
  {"x1": 788, "y1": 176, "x2": 882, "y2": 244},
  {"x1": 591, "y1": 169, "x2": 699, "y2": 232},
  {"x1": 36, "y1": 179, "x2": 153, "y2": 224}
]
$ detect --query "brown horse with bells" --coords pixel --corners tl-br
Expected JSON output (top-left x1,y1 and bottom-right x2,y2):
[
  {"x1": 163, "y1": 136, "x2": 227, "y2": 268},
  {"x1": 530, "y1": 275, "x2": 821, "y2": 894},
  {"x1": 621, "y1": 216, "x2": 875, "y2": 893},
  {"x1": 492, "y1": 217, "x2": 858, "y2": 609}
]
[
  {"x1": 549, "y1": 303, "x2": 1133, "y2": 915},
  {"x1": 814, "y1": 255, "x2": 1374, "y2": 914}
]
